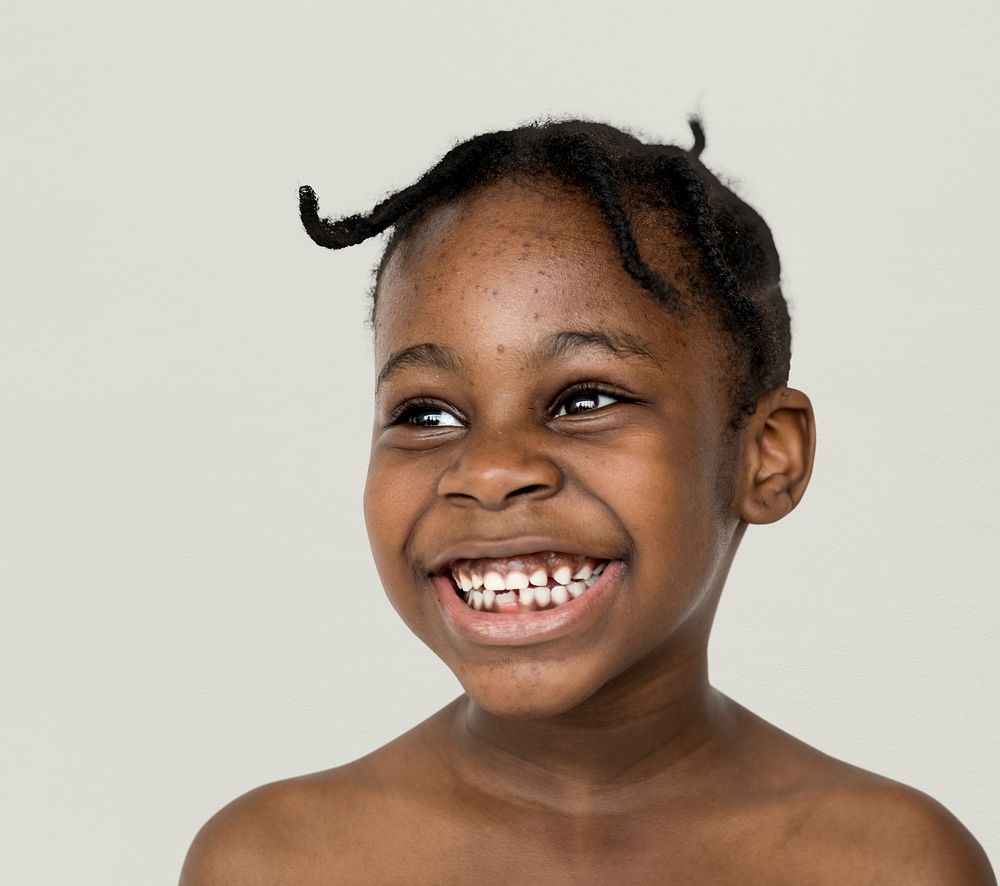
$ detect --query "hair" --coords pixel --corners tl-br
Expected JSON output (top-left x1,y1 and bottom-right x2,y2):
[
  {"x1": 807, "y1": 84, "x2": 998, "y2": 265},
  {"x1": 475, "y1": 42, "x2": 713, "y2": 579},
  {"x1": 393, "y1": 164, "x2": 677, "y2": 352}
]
[{"x1": 299, "y1": 118, "x2": 790, "y2": 429}]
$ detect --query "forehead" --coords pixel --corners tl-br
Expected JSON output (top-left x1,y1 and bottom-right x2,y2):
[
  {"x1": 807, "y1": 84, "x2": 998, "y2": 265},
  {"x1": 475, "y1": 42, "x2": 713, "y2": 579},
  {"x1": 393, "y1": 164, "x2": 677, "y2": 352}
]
[{"x1": 374, "y1": 179, "x2": 715, "y2": 372}]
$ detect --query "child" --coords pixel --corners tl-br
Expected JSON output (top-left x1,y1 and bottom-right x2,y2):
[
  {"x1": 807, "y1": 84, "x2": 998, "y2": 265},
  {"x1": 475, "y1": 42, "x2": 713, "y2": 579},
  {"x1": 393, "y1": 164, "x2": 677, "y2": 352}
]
[{"x1": 181, "y1": 119, "x2": 995, "y2": 884}]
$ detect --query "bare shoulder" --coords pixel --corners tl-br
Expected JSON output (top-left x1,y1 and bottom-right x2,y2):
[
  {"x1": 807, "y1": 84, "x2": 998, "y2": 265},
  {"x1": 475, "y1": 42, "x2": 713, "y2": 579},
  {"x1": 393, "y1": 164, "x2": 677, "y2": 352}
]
[
  {"x1": 178, "y1": 714, "x2": 454, "y2": 886},
  {"x1": 818, "y1": 776, "x2": 996, "y2": 885},
  {"x1": 732, "y1": 710, "x2": 995, "y2": 885},
  {"x1": 178, "y1": 762, "x2": 380, "y2": 886}
]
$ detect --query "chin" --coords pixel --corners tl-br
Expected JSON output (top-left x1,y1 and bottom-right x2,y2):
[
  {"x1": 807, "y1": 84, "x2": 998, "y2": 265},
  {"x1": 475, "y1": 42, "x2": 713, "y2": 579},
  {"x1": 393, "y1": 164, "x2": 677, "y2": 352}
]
[{"x1": 458, "y1": 662, "x2": 605, "y2": 719}]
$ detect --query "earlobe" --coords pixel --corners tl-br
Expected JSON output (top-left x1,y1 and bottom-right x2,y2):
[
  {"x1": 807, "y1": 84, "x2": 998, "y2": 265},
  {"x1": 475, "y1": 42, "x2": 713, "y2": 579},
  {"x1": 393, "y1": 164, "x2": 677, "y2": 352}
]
[{"x1": 737, "y1": 387, "x2": 816, "y2": 525}]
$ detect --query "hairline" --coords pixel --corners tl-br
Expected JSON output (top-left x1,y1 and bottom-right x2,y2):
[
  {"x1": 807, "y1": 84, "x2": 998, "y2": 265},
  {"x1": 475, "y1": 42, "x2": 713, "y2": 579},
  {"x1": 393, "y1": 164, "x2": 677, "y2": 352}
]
[{"x1": 368, "y1": 174, "x2": 770, "y2": 433}]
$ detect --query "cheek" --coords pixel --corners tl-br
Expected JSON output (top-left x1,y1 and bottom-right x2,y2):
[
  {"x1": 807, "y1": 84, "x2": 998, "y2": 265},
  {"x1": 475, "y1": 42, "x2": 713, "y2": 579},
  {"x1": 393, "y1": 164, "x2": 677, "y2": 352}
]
[
  {"x1": 362, "y1": 450, "x2": 441, "y2": 631},
  {"x1": 588, "y1": 428, "x2": 720, "y2": 526},
  {"x1": 363, "y1": 453, "x2": 415, "y2": 586},
  {"x1": 590, "y1": 431, "x2": 729, "y2": 613}
]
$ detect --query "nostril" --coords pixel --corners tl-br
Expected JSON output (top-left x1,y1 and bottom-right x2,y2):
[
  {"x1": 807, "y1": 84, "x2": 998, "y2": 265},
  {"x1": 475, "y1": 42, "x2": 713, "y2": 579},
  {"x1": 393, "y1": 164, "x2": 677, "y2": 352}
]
[
  {"x1": 509, "y1": 483, "x2": 551, "y2": 499},
  {"x1": 443, "y1": 490, "x2": 480, "y2": 503},
  {"x1": 437, "y1": 444, "x2": 563, "y2": 508}
]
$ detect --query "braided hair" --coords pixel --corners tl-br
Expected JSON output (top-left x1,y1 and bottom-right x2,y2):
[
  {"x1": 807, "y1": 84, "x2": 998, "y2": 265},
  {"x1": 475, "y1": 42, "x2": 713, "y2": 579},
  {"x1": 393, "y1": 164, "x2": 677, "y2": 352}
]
[{"x1": 299, "y1": 118, "x2": 790, "y2": 429}]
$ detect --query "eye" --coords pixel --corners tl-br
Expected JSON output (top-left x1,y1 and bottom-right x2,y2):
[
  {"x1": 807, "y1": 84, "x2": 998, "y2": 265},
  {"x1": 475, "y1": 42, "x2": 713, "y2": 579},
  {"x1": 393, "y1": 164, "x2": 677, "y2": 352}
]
[
  {"x1": 391, "y1": 400, "x2": 464, "y2": 428},
  {"x1": 552, "y1": 387, "x2": 621, "y2": 417}
]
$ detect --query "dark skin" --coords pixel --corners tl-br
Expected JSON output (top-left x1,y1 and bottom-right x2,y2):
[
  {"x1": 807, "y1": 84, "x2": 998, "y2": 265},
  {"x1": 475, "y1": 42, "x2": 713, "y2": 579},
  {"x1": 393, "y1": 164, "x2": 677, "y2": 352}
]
[{"x1": 181, "y1": 181, "x2": 995, "y2": 885}]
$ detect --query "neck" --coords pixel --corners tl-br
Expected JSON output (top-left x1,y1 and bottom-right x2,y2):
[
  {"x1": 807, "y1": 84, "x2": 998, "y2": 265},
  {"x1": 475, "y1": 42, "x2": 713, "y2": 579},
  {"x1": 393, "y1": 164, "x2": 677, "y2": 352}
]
[{"x1": 444, "y1": 641, "x2": 740, "y2": 816}]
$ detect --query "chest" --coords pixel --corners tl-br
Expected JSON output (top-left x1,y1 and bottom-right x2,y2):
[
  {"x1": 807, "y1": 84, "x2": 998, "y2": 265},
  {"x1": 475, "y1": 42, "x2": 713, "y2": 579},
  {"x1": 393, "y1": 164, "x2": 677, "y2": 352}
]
[{"x1": 311, "y1": 808, "x2": 836, "y2": 886}]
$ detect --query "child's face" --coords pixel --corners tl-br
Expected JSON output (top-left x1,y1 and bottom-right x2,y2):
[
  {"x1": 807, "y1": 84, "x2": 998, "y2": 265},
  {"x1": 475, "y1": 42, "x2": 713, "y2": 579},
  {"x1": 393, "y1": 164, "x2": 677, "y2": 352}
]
[{"x1": 365, "y1": 180, "x2": 746, "y2": 718}]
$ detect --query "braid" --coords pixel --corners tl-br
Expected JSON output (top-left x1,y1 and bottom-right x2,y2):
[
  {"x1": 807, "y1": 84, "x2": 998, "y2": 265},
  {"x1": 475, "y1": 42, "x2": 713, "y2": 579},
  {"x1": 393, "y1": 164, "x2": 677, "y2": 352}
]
[
  {"x1": 687, "y1": 117, "x2": 706, "y2": 158},
  {"x1": 299, "y1": 132, "x2": 514, "y2": 249},
  {"x1": 542, "y1": 132, "x2": 680, "y2": 308},
  {"x1": 649, "y1": 153, "x2": 772, "y2": 413},
  {"x1": 300, "y1": 116, "x2": 790, "y2": 427}
]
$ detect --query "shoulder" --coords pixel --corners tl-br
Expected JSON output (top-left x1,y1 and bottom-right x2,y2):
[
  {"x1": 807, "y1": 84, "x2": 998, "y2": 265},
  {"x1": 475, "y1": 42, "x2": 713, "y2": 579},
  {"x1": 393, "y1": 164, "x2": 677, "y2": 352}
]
[
  {"x1": 179, "y1": 710, "x2": 457, "y2": 884},
  {"x1": 178, "y1": 764, "x2": 378, "y2": 886},
  {"x1": 732, "y1": 712, "x2": 995, "y2": 884},
  {"x1": 772, "y1": 769, "x2": 996, "y2": 885},
  {"x1": 824, "y1": 779, "x2": 995, "y2": 885}
]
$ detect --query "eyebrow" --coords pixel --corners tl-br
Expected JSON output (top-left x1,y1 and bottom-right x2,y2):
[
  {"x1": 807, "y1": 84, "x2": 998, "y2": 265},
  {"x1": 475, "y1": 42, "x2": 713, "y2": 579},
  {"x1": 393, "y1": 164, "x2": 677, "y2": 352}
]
[
  {"x1": 376, "y1": 342, "x2": 463, "y2": 391},
  {"x1": 535, "y1": 329, "x2": 662, "y2": 367},
  {"x1": 376, "y1": 328, "x2": 660, "y2": 391}
]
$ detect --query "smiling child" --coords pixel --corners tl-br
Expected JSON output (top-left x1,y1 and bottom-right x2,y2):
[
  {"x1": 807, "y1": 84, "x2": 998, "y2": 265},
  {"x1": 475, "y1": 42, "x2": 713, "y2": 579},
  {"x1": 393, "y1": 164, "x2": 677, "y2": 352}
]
[{"x1": 181, "y1": 119, "x2": 995, "y2": 884}]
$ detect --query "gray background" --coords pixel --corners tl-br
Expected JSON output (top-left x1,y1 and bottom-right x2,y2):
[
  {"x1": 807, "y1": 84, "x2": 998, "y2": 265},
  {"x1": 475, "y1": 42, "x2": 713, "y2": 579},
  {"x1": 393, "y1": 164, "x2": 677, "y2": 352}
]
[{"x1": 3, "y1": 1, "x2": 998, "y2": 882}]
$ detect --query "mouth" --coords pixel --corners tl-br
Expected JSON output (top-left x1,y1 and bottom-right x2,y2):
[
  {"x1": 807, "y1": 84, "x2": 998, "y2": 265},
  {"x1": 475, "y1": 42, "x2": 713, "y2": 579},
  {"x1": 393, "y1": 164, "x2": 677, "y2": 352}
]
[{"x1": 439, "y1": 552, "x2": 609, "y2": 613}]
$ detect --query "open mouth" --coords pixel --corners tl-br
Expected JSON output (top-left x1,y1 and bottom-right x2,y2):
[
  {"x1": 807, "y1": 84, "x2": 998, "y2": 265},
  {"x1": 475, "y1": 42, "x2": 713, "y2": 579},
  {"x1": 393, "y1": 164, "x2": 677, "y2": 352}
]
[{"x1": 441, "y1": 552, "x2": 608, "y2": 613}]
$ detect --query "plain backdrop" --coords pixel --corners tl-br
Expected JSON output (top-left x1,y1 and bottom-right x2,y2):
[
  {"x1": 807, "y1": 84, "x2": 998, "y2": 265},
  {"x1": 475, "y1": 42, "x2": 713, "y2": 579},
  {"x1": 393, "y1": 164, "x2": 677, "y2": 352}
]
[{"x1": 3, "y1": 1, "x2": 998, "y2": 882}]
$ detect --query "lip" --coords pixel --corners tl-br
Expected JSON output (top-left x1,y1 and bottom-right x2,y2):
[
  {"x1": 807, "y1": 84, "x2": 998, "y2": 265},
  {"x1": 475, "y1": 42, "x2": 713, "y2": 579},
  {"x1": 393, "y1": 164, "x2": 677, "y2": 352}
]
[
  {"x1": 432, "y1": 559, "x2": 624, "y2": 647},
  {"x1": 427, "y1": 535, "x2": 614, "y2": 575}
]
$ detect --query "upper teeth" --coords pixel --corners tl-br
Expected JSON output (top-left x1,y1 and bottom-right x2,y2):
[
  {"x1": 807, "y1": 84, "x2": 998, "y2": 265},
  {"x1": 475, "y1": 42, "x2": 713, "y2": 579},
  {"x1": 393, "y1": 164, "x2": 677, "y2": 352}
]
[
  {"x1": 552, "y1": 565, "x2": 572, "y2": 586},
  {"x1": 504, "y1": 570, "x2": 529, "y2": 590},
  {"x1": 446, "y1": 553, "x2": 609, "y2": 613}
]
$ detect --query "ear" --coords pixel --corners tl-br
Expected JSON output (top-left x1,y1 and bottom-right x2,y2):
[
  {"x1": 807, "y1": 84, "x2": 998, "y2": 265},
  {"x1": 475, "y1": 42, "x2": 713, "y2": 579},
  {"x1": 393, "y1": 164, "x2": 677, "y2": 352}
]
[{"x1": 736, "y1": 387, "x2": 816, "y2": 524}]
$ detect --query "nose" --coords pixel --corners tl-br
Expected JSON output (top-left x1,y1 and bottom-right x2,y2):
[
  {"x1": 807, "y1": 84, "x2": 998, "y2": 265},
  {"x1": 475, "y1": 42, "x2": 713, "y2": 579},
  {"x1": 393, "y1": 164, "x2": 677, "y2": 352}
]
[{"x1": 437, "y1": 430, "x2": 563, "y2": 510}]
